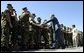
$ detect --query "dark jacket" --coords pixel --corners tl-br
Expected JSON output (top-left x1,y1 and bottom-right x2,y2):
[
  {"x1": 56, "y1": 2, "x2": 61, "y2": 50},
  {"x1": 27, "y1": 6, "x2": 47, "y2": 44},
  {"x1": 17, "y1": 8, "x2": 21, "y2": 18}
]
[{"x1": 45, "y1": 17, "x2": 60, "y2": 31}]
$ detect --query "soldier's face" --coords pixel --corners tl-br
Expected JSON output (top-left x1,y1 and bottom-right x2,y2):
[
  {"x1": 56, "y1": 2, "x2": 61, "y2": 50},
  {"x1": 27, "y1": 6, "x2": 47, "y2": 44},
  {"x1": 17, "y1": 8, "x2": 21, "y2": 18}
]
[
  {"x1": 24, "y1": 9, "x2": 28, "y2": 12},
  {"x1": 32, "y1": 15, "x2": 36, "y2": 19},
  {"x1": 8, "y1": 6, "x2": 13, "y2": 10},
  {"x1": 38, "y1": 20, "x2": 41, "y2": 23}
]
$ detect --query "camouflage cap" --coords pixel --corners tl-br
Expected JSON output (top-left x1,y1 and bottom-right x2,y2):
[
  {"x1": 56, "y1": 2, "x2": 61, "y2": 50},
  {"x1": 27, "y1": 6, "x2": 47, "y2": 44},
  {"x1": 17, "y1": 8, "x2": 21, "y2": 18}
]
[
  {"x1": 72, "y1": 25, "x2": 75, "y2": 27},
  {"x1": 7, "y1": 4, "x2": 13, "y2": 8},
  {"x1": 32, "y1": 13, "x2": 36, "y2": 17},
  {"x1": 37, "y1": 17, "x2": 41, "y2": 21},
  {"x1": 22, "y1": 7, "x2": 27, "y2": 10}
]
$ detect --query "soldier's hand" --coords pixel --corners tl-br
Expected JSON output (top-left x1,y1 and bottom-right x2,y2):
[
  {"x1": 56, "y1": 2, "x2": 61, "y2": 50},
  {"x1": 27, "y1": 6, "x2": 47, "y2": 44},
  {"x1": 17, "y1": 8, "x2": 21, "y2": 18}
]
[
  {"x1": 43, "y1": 23, "x2": 46, "y2": 25},
  {"x1": 41, "y1": 24, "x2": 45, "y2": 26},
  {"x1": 42, "y1": 25, "x2": 48, "y2": 29},
  {"x1": 39, "y1": 25, "x2": 43, "y2": 28}
]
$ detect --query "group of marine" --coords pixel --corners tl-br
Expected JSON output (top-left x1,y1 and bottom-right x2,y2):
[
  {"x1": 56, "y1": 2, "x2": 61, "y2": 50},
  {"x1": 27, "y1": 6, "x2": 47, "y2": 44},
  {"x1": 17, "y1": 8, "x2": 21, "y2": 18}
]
[{"x1": 1, "y1": 4, "x2": 83, "y2": 51}]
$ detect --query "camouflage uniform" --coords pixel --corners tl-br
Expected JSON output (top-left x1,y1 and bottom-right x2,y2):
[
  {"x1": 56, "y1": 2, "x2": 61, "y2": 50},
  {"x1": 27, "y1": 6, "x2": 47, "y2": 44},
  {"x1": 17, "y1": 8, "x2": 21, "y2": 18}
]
[
  {"x1": 19, "y1": 7, "x2": 31, "y2": 49},
  {"x1": 29, "y1": 14, "x2": 38, "y2": 48},
  {"x1": 1, "y1": 10, "x2": 12, "y2": 50},
  {"x1": 28, "y1": 20, "x2": 35, "y2": 48},
  {"x1": 1, "y1": 12, "x2": 8, "y2": 47},
  {"x1": 41, "y1": 24, "x2": 50, "y2": 48},
  {"x1": 19, "y1": 14, "x2": 30, "y2": 49},
  {"x1": 1, "y1": 4, "x2": 19, "y2": 51}
]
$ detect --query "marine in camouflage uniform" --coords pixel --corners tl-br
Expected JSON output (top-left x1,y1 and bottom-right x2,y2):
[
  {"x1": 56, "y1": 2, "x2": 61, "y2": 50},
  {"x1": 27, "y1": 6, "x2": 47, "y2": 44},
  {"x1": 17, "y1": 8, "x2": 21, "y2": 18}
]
[
  {"x1": 41, "y1": 20, "x2": 50, "y2": 48},
  {"x1": 35, "y1": 17, "x2": 42, "y2": 48},
  {"x1": 1, "y1": 12, "x2": 7, "y2": 48},
  {"x1": 19, "y1": 7, "x2": 31, "y2": 50},
  {"x1": 1, "y1": 4, "x2": 18, "y2": 51},
  {"x1": 28, "y1": 13, "x2": 38, "y2": 49},
  {"x1": 29, "y1": 15, "x2": 44, "y2": 49}
]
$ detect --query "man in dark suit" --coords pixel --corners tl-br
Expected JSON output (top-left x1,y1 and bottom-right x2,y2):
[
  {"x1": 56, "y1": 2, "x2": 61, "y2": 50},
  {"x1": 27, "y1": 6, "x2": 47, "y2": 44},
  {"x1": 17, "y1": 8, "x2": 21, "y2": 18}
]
[{"x1": 44, "y1": 14, "x2": 65, "y2": 49}]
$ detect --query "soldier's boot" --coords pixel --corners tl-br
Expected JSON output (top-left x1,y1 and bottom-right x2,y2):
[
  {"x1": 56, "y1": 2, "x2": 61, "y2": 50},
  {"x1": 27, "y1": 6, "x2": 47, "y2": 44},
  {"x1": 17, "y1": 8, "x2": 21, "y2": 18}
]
[
  {"x1": 44, "y1": 40, "x2": 49, "y2": 48},
  {"x1": 45, "y1": 43, "x2": 50, "y2": 49}
]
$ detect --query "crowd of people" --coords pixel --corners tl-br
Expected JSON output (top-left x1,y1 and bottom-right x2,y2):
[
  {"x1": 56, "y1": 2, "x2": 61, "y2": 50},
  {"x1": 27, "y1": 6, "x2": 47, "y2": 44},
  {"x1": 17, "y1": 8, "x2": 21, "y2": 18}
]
[{"x1": 1, "y1": 4, "x2": 83, "y2": 51}]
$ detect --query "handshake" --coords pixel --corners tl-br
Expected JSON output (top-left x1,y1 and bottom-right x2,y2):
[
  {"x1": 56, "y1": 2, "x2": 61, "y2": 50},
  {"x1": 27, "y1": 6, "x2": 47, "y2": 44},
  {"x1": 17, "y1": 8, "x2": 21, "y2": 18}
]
[{"x1": 40, "y1": 23, "x2": 49, "y2": 29}]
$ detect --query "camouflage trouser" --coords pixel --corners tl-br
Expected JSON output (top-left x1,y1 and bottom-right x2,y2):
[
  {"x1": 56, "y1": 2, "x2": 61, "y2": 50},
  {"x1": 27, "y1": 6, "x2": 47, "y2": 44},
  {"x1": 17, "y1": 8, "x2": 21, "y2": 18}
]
[
  {"x1": 41, "y1": 29, "x2": 49, "y2": 46},
  {"x1": 1, "y1": 28, "x2": 4, "y2": 47},
  {"x1": 20, "y1": 27, "x2": 34, "y2": 48},
  {"x1": 28, "y1": 30, "x2": 35, "y2": 48},
  {"x1": 34, "y1": 29, "x2": 41, "y2": 47},
  {"x1": 1, "y1": 19, "x2": 7, "y2": 47},
  {"x1": 23, "y1": 31, "x2": 33, "y2": 44},
  {"x1": 23, "y1": 29, "x2": 36, "y2": 49},
  {"x1": 1, "y1": 19, "x2": 14, "y2": 51},
  {"x1": 1, "y1": 26, "x2": 10, "y2": 47}
]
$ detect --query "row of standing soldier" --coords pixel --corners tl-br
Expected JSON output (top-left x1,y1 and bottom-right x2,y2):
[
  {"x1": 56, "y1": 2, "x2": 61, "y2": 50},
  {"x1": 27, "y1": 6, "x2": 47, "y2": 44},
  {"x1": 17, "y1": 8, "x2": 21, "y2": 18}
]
[
  {"x1": 1, "y1": 4, "x2": 51, "y2": 50},
  {"x1": 60, "y1": 24, "x2": 83, "y2": 48},
  {"x1": 1, "y1": 4, "x2": 83, "y2": 51}
]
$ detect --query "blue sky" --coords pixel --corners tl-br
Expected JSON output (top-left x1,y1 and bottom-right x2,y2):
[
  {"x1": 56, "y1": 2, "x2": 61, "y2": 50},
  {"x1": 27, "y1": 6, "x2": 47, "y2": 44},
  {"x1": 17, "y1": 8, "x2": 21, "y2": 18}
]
[{"x1": 1, "y1": 1, "x2": 83, "y2": 31}]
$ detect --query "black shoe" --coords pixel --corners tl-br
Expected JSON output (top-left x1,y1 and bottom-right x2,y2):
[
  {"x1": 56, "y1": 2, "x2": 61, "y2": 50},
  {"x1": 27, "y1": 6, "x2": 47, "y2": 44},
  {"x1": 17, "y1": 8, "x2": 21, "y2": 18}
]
[
  {"x1": 50, "y1": 44, "x2": 56, "y2": 49},
  {"x1": 50, "y1": 46, "x2": 56, "y2": 49}
]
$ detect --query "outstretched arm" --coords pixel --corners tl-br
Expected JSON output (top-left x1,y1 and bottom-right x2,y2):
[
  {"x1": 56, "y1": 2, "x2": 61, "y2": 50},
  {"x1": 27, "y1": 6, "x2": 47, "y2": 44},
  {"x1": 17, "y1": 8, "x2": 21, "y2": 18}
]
[
  {"x1": 45, "y1": 19, "x2": 53, "y2": 24},
  {"x1": 29, "y1": 17, "x2": 41, "y2": 27}
]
